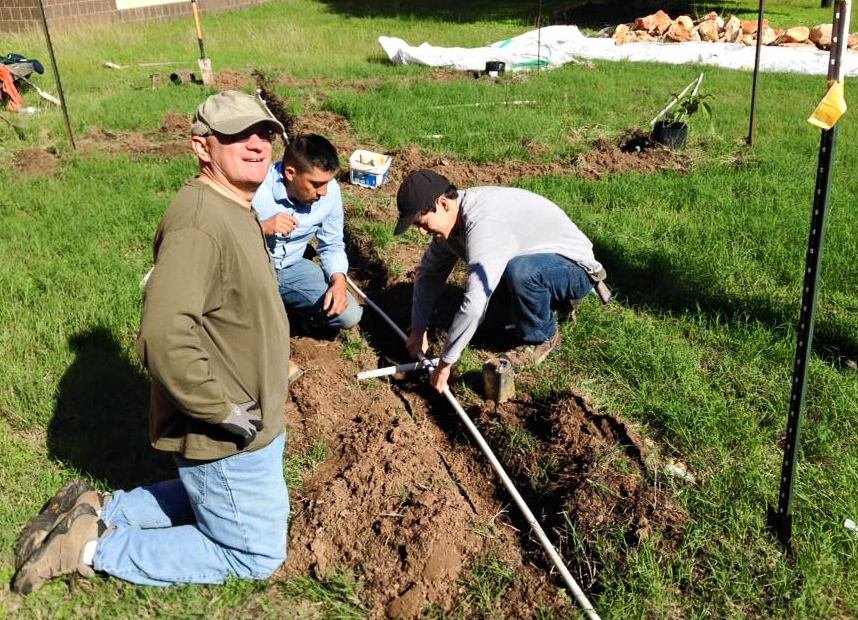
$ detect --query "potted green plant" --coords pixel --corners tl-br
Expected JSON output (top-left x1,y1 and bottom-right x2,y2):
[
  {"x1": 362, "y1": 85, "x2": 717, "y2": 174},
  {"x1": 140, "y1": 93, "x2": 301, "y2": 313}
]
[{"x1": 652, "y1": 91, "x2": 713, "y2": 149}]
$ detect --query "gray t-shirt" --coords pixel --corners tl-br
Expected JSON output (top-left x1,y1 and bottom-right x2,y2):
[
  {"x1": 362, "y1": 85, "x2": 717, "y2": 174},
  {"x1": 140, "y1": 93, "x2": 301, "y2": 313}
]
[{"x1": 411, "y1": 186, "x2": 604, "y2": 364}]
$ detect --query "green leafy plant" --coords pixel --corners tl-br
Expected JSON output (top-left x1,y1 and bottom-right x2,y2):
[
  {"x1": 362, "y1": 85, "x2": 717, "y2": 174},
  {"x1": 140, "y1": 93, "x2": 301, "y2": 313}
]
[{"x1": 665, "y1": 91, "x2": 714, "y2": 125}]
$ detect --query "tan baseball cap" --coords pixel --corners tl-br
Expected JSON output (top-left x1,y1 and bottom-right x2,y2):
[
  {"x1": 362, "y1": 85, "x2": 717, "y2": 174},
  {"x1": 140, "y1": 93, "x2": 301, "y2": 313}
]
[{"x1": 191, "y1": 90, "x2": 284, "y2": 137}]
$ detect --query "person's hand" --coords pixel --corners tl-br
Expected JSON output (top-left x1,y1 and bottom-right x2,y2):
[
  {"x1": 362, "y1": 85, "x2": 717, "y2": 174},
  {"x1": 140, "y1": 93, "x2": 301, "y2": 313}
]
[
  {"x1": 260, "y1": 213, "x2": 299, "y2": 237},
  {"x1": 406, "y1": 329, "x2": 429, "y2": 360},
  {"x1": 323, "y1": 274, "x2": 349, "y2": 317},
  {"x1": 219, "y1": 401, "x2": 263, "y2": 449},
  {"x1": 429, "y1": 362, "x2": 452, "y2": 393}
]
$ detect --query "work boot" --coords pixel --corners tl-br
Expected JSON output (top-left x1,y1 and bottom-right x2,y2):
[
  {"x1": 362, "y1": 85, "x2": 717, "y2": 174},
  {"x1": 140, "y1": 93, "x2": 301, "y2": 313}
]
[
  {"x1": 12, "y1": 504, "x2": 105, "y2": 595},
  {"x1": 504, "y1": 331, "x2": 562, "y2": 367},
  {"x1": 15, "y1": 480, "x2": 102, "y2": 570}
]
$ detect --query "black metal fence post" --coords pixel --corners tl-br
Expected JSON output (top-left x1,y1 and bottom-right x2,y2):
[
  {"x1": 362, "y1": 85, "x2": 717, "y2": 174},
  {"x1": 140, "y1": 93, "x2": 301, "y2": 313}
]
[{"x1": 766, "y1": 0, "x2": 851, "y2": 549}]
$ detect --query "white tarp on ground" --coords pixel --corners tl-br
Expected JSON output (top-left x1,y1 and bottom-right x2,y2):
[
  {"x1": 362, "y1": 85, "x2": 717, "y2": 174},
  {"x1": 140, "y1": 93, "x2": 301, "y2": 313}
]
[{"x1": 378, "y1": 25, "x2": 858, "y2": 77}]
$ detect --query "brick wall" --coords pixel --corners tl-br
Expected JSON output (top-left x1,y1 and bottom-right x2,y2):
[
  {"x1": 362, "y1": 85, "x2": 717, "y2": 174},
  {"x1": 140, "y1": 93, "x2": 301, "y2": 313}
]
[{"x1": 1, "y1": 0, "x2": 276, "y2": 33}]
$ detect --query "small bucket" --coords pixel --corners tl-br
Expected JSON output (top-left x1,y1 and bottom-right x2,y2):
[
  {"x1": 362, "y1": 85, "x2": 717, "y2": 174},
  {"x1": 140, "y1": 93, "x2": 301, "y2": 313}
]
[
  {"x1": 482, "y1": 357, "x2": 515, "y2": 403},
  {"x1": 484, "y1": 61, "x2": 506, "y2": 78}
]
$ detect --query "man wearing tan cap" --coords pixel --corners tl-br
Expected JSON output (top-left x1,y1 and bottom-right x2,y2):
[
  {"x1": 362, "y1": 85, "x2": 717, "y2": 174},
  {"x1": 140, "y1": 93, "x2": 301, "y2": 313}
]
[{"x1": 13, "y1": 91, "x2": 293, "y2": 592}]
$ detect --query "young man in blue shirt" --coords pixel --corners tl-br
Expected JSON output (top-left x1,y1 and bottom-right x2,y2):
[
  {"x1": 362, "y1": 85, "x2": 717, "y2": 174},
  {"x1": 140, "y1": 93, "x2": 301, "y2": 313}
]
[{"x1": 253, "y1": 134, "x2": 362, "y2": 333}]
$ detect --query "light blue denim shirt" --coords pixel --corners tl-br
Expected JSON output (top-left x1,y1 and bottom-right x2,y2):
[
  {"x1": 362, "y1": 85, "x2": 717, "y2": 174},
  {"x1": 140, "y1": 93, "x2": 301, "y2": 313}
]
[{"x1": 252, "y1": 161, "x2": 348, "y2": 277}]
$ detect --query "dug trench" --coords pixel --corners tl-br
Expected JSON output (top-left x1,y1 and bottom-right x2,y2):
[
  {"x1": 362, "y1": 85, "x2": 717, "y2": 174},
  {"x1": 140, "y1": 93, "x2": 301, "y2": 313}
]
[{"x1": 275, "y1": 179, "x2": 689, "y2": 618}]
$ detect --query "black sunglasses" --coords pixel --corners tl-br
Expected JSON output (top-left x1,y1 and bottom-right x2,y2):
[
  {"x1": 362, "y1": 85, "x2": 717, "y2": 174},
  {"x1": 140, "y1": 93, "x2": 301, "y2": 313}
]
[{"x1": 214, "y1": 126, "x2": 276, "y2": 144}]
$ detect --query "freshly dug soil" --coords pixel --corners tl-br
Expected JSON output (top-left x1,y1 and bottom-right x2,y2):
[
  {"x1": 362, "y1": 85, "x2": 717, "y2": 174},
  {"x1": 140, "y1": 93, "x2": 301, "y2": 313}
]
[
  {"x1": 214, "y1": 68, "x2": 251, "y2": 91},
  {"x1": 280, "y1": 332, "x2": 687, "y2": 617},
  {"x1": 575, "y1": 131, "x2": 691, "y2": 180},
  {"x1": 12, "y1": 147, "x2": 60, "y2": 178},
  {"x1": 158, "y1": 111, "x2": 190, "y2": 138},
  {"x1": 78, "y1": 130, "x2": 191, "y2": 160},
  {"x1": 281, "y1": 336, "x2": 578, "y2": 619},
  {"x1": 476, "y1": 394, "x2": 687, "y2": 576},
  {"x1": 73, "y1": 108, "x2": 691, "y2": 186}
]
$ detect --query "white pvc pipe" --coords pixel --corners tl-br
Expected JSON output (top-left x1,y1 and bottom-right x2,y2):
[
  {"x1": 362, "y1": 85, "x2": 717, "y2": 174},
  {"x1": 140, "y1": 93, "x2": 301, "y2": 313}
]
[
  {"x1": 346, "y1": 276, "x2": 601, "y2": 620},
  {"x1": 428, "y1": 100, "x2": 536, "y2": 109},
  {"x1": 357, "y1": 359, "x2": 439, "y2": 380},
  {"x1": 649, "y1": 72, "x2": 704, "y2": 126}
]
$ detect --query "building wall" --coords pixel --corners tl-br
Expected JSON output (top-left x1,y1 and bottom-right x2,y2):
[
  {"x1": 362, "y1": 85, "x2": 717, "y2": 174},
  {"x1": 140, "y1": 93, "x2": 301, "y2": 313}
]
[{"x1": 1, "y1": 0, "x2": 276, "y2": 33}]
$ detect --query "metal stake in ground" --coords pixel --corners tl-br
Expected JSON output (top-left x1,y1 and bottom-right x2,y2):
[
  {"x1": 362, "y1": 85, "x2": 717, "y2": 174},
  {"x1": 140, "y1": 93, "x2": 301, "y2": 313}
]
[
  {"x1": 35, "y1": 0, "x2": 75, "y2": 150},
  {"x1": 767, "y1": 0, "x2": 851, "y2": 549},
  {"x1": 746, "y1": 0, "x2": 765, "y2": 146},
  {"x1": 190, "y1": 0, "x2": 215, "y2": 86},
  {"x1": 346, "y1": 275, "x2": 601, "y2": 620}
]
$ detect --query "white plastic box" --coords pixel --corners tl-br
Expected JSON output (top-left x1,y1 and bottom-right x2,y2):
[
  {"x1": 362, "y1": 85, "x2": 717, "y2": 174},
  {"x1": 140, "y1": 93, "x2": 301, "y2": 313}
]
[{"x1": 348, "y1": 149, "x2": 392, "y2": 188}]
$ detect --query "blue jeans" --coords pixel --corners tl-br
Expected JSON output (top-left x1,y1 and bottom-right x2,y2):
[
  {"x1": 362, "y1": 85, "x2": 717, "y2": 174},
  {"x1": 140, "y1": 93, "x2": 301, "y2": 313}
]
[
  {"x1": 277, "y1": 259, "x2": 362, "y2": 329},
  {"x1": 504, "y1": 253, "x2": 593, "y2": 343},
  {"x1": 93, "y1": 433, "x2": 289, "y2": 586}
]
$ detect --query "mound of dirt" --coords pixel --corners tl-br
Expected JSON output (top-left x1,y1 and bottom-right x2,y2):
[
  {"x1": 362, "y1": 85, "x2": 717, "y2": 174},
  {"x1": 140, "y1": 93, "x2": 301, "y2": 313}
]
[
  {"x1": 294, "y1": 110, "x2": 363, "y2": 155},
  {"x1": 12, "y1": 147, "x2": 60, "y2": 178},
  {"x1": 575, "y1": 132, "x2": 691, "y2": 180},
  {"x1": 477, "y1": 394, "x2": 686, "y2": 575},
  {"x1": 79, "y1": 130, "x2": 190, "y2": 160},
  {"x1": 78, "y1": 113, "x2": 194, "y2": 161},
  {"x1": 214, "y1": 69, "x2": 250, "y2": 91},
  {"x1": 282, "y1": 336, "x2": 575, "y2": 618},
  {"x1": 320, "y1": 110, "x2": 690, "y2": 209},
  {"x1": 158, "y1": 112, "x2": 190, "y2": 139},
  {"x1": 281, "y1": 327, "x2": 687, "y2": 618}
]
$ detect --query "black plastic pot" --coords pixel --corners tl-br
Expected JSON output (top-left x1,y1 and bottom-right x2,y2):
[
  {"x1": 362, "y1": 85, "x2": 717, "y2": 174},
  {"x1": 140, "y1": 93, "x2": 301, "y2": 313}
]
[
  {"x1": 652, "y1": 120, "x2": 688, "y2": 149},
  {"x1": 484, "y1": 61, "x2": 506, "y2": 77}
]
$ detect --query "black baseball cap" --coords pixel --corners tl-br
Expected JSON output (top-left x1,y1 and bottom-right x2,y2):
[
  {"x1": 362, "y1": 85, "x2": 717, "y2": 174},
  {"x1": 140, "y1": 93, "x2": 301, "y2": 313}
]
[{"x1": 394, "y1": 169, "x2": 452, "y2": 235}]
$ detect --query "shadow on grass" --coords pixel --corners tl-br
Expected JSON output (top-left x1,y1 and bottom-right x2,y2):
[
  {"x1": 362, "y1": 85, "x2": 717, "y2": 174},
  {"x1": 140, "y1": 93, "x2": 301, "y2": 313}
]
[
  {"x1": 317, "y1": 0, "x2": 772, "y2": 29},
  {"x1": 48, "y1": 327, "x2": 174, "y2": 491},
  {"x1": 594, "y1": 240, "x2": 858, "y2": 365}
]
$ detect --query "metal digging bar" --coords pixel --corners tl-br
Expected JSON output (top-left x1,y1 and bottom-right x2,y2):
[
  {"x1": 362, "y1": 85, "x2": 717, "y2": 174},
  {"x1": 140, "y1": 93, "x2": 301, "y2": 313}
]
[
  {"x1": 346, "y1": 275, "x2": 601, "y2": 620},
  {"x1": 767, "y1": 0, "x2": 851, "y2": 549}
]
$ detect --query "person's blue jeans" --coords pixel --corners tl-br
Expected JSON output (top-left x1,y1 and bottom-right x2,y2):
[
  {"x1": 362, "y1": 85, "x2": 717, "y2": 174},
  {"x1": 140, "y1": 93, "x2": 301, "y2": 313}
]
[
  {"x1": 504, "y1": 253, "x2": 593, "y2": 344},
  {"x1": 277, "y1": 259, "x2": 362, "y2": 329},
  {"x1": 93, "y1": 433, "x2": 289, "y2": 586}
]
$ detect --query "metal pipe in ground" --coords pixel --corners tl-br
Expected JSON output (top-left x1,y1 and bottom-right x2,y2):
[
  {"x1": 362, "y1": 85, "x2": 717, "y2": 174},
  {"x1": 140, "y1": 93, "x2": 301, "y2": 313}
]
[
  {"x1": 346, "y1": 276, "x2": 601, "y2": 620},
  {"x1": 36, "y1": 0, "x2": 75, "y2": 150},
  {"x1": 747, "y1": 0, "x2": 766, "y2": 146}
]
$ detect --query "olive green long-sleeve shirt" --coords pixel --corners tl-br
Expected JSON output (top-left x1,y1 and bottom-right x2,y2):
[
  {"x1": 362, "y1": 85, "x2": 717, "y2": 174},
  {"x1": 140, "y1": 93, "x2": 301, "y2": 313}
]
[{"x1": 136, "y1": 178, "x2": 289, "y2": 460}]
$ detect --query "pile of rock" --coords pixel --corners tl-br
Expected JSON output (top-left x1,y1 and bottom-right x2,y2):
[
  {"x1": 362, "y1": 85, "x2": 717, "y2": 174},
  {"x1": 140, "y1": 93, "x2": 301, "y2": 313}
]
[{"x1": 612, "y1": 10, "x2": 858, "y2": 51}]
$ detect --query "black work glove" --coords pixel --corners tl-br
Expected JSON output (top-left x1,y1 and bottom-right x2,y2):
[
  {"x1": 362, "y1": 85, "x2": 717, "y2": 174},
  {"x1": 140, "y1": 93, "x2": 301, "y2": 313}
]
[{"x1": 219, "y1": 401, "x2": 263, "y2": 449}]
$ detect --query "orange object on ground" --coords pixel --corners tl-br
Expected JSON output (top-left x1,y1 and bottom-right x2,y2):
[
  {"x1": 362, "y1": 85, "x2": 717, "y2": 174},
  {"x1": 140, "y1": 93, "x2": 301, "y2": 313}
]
[{"x1": 0, "y1": 65, "x2": 24, "y2": 112}]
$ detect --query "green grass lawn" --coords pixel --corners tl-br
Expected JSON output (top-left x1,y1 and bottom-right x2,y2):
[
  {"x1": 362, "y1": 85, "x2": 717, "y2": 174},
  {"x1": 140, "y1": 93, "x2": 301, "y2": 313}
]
[{"x1": 2, "y1": 0, "x2": 858, "y2": 618}]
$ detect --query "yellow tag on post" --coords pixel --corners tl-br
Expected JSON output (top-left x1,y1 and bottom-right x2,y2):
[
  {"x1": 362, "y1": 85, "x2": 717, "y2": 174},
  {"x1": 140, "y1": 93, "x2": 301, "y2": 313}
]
[{"x1": 808, "y1": 80, "x2": 847, "y2": 130}]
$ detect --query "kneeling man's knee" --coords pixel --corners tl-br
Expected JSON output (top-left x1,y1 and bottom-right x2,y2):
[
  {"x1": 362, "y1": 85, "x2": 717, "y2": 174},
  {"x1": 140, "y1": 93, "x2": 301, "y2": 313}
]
[
  {"x1": 338, "y1": 302, "x2": 363, "y2": 328},
  {"x1": 250, "y1": 547, "x2": 286, "y2": 579}
]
